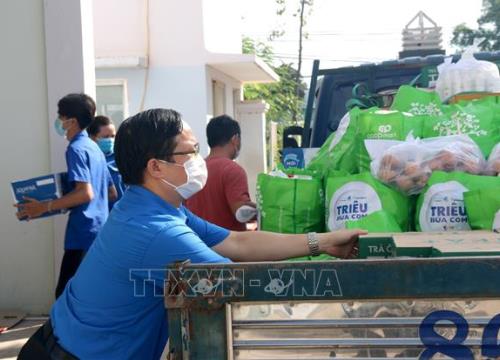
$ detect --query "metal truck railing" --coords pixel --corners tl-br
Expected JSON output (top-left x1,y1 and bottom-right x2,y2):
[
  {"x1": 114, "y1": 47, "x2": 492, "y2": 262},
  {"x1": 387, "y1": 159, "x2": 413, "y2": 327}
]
[{"x1": 165, "y1": 257, "x2": 500, "y2": 359}]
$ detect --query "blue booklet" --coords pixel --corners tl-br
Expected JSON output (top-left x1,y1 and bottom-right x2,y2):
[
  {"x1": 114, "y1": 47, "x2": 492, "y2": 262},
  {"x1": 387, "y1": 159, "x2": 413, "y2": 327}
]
[{"x1": 11, "y1": 173, "x2": 64, "y2": 220}]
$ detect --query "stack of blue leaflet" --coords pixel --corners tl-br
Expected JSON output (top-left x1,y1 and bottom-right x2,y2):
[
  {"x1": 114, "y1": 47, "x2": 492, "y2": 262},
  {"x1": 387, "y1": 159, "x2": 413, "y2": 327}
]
[{"x1": 11, "y1": 173, "x2": 64, "y2": 220}]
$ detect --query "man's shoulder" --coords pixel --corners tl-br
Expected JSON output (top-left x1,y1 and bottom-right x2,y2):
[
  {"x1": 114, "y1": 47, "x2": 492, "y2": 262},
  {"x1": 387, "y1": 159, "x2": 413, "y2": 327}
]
[
  {"x1": 68, "y1": 136, "x2": 98, "y2": 153},
  {"x1": 207, "y1": 157, "x2": 246, "y2": 173}
]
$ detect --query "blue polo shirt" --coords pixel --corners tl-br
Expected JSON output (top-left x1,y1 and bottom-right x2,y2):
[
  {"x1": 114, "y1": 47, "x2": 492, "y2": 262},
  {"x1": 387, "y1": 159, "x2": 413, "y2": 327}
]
[
  {"x1": 51, "y1": 186, "x2": 231, "y2": 360},
  {"x1": 105, "y1": 152, "x2": 126, "y2": 210},
  {"x1": 65, "y1": 131, "x2": 112, "y2": 250}
]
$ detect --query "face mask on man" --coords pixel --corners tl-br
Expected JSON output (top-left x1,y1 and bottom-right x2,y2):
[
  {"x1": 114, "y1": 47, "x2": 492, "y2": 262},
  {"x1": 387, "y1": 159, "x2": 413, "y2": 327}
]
[
  {"x1": 97, "y1": 138, "x2": 114, "y2": 155},
  {"x1": 54, "y1": 118, "x2": 66, "y2": 137},
  {"x1": 158, "y1": 154, "x2": 208, "y2": 199}
]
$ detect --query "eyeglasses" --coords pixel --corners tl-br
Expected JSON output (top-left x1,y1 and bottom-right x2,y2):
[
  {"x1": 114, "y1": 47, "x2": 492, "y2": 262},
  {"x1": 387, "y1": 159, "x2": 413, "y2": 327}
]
[{"x1": 165, "y1": 143, "x2": 200, "y2": 158}]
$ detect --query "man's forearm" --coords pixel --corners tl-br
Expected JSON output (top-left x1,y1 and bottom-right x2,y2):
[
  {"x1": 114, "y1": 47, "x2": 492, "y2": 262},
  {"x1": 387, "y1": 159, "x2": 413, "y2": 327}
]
[
  {"x1": 50, "y1": 188, "x2": 92, "y2": 211},
  {"x1": 218, "y1": 231, "x2": 311, "y2": 262}
]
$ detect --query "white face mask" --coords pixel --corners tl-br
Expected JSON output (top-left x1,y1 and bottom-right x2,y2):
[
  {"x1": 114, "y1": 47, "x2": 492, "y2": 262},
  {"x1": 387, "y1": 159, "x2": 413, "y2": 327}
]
[{"x1": 158, "y1": 154, "x2": 208, "y2": 199}]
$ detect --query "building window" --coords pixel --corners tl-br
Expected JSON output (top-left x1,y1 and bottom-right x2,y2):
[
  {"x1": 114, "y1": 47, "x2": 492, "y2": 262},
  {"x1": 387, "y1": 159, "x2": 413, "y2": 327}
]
[{"x1": 96, "y1": 79, "x2": 128, "y2": 124}]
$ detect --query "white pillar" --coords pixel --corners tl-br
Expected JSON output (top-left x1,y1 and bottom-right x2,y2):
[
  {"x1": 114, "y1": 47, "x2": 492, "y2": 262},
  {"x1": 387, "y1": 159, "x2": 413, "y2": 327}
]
[
  {"x1": 235, "y1": 100, "x2": 268, "y2": 201},
  {"x1": 44, "y1": 0, "x2": 96, "y2": 286},
  {"x1": 268, "y1": 121, "x2": 278, "y2": 170}
]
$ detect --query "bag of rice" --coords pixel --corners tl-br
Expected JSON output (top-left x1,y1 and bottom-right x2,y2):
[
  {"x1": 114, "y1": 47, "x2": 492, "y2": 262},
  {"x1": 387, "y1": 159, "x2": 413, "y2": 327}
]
[
  {"x1": 325, "y1": 172, "x2": 410, "y2": 231},
  {"x1": 391, "y1": 85, "x2": 443, "y2": 117},
  {"x1": 423, "y1": 96, "x2": 500, "y2": 157},
  {"x1": 307, "y1": 108, "x2": 361, "y2": 175},
  {"x1": 464, "y1": 187, "x2": 500, "y2": 231},
  {"x1": 345, "y1": 210, "x2": 402, "y2": 232},
  {"x1": 416, "y1": 171, "x2": 500, "y2": 232},
  {"x1": 257, "y1": 168, "x2": 324, "y2": 234}
]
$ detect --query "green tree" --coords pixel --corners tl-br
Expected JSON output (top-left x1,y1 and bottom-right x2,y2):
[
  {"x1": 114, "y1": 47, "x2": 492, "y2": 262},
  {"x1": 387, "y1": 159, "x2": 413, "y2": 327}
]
[
  {"x1": 242, "y1": 37, "x2": 307, "y2": 164},
  {"x1": 273, "y1": 0, "x2": 314, "y2": 121},
  {"x1": 242, "y1": 37, "x2": 306, "y2": 126},
  {"x1": 451, "y1": 0, "x2": 500, "y2": 51}
]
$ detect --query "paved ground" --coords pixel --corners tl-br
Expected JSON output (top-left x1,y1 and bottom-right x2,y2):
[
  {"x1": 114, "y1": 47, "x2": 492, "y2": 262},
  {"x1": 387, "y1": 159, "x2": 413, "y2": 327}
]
[
  {"x1": 0, "y1": 317, "x2": 171, "y2": 359},
  {"x1": 0, "y1": 319, "x2": 45, "y2": 360}
]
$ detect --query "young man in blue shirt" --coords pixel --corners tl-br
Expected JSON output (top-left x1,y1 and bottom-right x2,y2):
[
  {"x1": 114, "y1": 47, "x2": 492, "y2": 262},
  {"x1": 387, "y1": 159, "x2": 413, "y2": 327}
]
[
  {"x1": 87, "y1": 115, "x2": 126, "y2": 210},
  {"x1": 16, "y1": 94, "x2": 117, "y2": 298},
  {"x1": 19, "y1": 108, "x2": 364, "y2": 360}
]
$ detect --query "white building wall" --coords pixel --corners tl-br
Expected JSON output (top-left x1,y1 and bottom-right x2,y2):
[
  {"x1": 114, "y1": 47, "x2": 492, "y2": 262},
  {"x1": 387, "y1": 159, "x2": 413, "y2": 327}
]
[
  {"x1": 0, "y1": 0, "x2": 96, "y2": 314},
  {"x1": 94, "y1": 0, "x2": 212, "y2": 154},
  {"x1": 0, "y1": 0, "x2": 53, "y2": 314},
  {"x1": 93, "y1": 0, "x2": 147, "y2": 58},
  {"x1": 143, "y1": 65, "x2": 210, "y2": 155}
]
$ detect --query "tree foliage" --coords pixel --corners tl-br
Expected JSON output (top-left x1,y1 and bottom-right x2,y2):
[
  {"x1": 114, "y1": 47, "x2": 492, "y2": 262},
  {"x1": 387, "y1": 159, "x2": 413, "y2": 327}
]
[
  {"x1": 242, "y1": 37, "x2": 306, "y2": 126},
  {"x1": 271, "y1": 0, "x2": 314, "y2": 121},
  {"x1": 451, "y1": 0, "x2": 500, "y2": 51}
]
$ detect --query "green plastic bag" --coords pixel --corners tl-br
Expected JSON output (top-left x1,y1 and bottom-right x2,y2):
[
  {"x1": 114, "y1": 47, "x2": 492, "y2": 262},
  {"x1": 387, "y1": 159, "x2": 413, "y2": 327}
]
[
  {"x1": 325, "y1": 172, "x2": 410, "y2": 231},
  {"x1": 345, "y1": 210, "x2": 402, "y2": 232},
  {"x1": 356, "y1": 109, "x2": 423, "y2": 172},
  {"x1": 306, "y1": 130, "x2": 336, "y2": 174},
  {"x1": 307, "y1": 108, "x2": 361, "y2": 175},
  {"x1": 423, "y1": 97, "x2": 500, "y2": 156},
  {"x1": 464, "y1": 187, "x2": 500, "y2": 231},
  {"x1": 416, "y1": 171, "x2": 500, "y2": 232},
  {"x1": 307, "y1": 106, "x2": 424, "y2": 175},
  {"x1": 391, "y1": 85, "x2": 443, "y2": 117},
  {"x1": 287, "y1": 254, "x2": 337, "y2": 262},
  {"x1": 257, "y1": 168, "x2": 324, "y2": 234}
]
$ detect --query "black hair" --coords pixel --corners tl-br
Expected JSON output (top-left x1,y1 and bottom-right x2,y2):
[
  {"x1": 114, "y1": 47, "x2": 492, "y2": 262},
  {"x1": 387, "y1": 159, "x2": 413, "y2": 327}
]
[
  {"x1": 115, "y1": 109, "x2": 183, "y2": 185},
  {"x1": 87, "y1": 115, "x2": 113, "y2": 137},
  {"x1": 57, "y1": 93, "x2": 96, "y2": 130},
  {"x1": 206, "y1": 115, "x2": 240, "y2": 148}
]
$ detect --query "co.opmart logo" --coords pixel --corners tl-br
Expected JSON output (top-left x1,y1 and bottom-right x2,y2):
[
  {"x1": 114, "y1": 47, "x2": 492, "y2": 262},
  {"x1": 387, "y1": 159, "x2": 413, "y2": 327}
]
[{"x1": 378, "y1": 124, "x2": 392, "y2": 134}]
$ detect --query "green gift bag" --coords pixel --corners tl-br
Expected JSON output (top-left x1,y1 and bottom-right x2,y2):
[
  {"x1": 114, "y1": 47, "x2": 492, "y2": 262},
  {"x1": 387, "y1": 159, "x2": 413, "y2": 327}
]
[
  {"x1": 257, "y1": 168, "x2": 324, "y2": 234},
  {"x1": 356, "y1": 109, "x2": 423, "y2": 172},
  {"x1": 423, "y1": 97, "x2": 500, "y2": 156},
  {"x1": 306, "y1": 130, "x2": 336, "y2": 174},
  {"x1": 325, "y1": 172, "x2": 410, "y2": 232},
  {"x1": 416, "y1": 171, "x2": 500, "y2": 232},
  {"x1": 307, "y1": 108, "x2": 361, "y2": 175},
  {"x1": 345, "y1": 210, "x2": 402, "y2": 232},
  {"x1": 464, "y1": 187, "x2": 500, "y2": 231},
  {"x1": 391, "y1": 85, "x2": 443, "y2": 117},
  {"x1": 287, "y1": 254, "x2": 336, "y2": 262}
]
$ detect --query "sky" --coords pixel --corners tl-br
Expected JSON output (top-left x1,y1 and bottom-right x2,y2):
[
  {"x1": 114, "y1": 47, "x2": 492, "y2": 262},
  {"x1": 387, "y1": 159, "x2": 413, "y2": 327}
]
[{"x1": 240, "y1": 0, "x2": 484, "y2": 77}]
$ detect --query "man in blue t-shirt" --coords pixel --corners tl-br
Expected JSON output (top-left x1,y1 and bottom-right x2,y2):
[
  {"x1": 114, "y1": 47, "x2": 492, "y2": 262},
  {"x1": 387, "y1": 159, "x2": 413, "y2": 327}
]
[
  {"x1": 16, "y1": 94, "x2": 117, "y2": 299},
  {"x1": 87, "y1": 115, "x2": 126, "y2": 210},
  {"x1": 19, "y1": 108, "x2": 364, "y2": 360}
]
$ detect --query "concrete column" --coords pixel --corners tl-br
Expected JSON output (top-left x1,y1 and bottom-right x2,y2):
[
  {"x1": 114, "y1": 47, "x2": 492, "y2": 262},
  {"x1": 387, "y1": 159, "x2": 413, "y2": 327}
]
[
  {"x1": 235, "y1": 100, "x2": 268, "y2": 200},
  {"x1": 44, "y1": 0, "x2": 96, "y2": 288}
]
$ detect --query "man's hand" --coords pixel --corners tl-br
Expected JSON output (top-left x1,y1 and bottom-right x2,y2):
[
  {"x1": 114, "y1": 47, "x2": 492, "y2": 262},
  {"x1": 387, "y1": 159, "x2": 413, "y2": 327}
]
[
  {"x1": 14, "y1": 197, "x2": 49, "y2": 220},
  {"x1": 319, "y1": 229, "x2": 367, "y2": 259}
]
